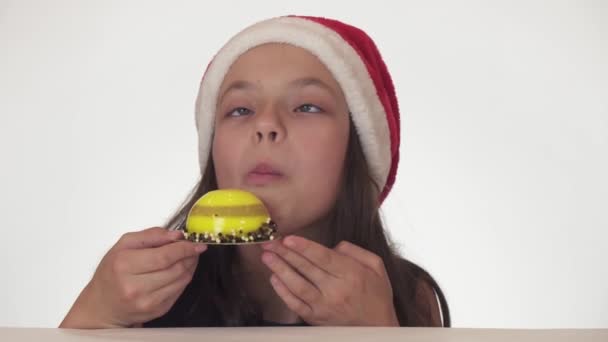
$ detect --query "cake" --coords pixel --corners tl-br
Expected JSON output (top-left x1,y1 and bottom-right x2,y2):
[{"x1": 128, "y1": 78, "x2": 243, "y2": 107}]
[{"x1": 183, "y1": 189, "x2": 278, "y2": 244}]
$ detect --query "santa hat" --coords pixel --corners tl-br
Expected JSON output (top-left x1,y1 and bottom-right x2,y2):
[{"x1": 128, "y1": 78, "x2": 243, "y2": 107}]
[{"x1": 195, "y1": 15, "x2": 400, "y2": 202}]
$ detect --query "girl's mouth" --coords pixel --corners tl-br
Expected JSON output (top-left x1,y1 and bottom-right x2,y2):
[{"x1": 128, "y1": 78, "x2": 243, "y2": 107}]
[{"x1": 246, "y1": 163, "x2": 284, "y2": 186}]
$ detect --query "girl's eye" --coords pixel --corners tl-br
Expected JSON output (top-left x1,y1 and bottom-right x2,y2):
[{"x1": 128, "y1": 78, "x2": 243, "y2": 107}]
[
  {"x1": 227, "y1": 107, "x2": 253, "y2": 117},
  {"x1": 295, "y1": 104, "x2": 323, "y2": 113}
]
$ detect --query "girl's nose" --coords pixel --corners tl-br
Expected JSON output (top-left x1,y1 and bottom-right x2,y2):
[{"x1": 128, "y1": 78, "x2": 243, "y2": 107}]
[
  {"x1": 256, "y1": 130, "x2": 279, "y2": 142},
  {"x1": 254, "y1": 109, "x2": 285, "y2": 144}
]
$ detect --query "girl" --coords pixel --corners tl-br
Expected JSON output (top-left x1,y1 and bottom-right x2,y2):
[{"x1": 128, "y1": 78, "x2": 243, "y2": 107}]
[{"x1": 60, "y1": 15, "x2": 450, "y2": 328}]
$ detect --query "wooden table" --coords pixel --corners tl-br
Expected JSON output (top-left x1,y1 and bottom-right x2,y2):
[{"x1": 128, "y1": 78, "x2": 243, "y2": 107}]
[{"x1": 1, "y1": 327, "x2": 606, "y2": 341}]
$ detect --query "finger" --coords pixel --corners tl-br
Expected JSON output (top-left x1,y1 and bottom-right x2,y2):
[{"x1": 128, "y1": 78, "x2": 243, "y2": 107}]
[
  {"x1": 261, "y1": 251, "x2": 321, "y2": 304},
  {"x1": 270, "y1": 274, "x2": 313, "y2": 319},
  {"x1": 335, "y1": 241, "x2": 388, "y2": 279},
  {"x1": 134, "y1": 255, "x2": 199, "y2": 294},
  {"x1": 122, "y1": 241, "x2": 206, "y2": 274},
  {"x1": 281, "y1": 236, "x2": 349, "y2": 276},
  {"x1": 117, "y1": 227, "x2": 184, "y2": 250},
  {"x1": 138, "y1": 267, "x2": 196, "y2": 317},
  {"x1": 262, "y1": 240, "x2": 332, "y2": 285}
]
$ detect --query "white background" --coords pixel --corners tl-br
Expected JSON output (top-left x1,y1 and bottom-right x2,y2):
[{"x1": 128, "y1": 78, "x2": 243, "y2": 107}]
[{"x1": 1, "y1": 0, "x2": 606, "y2": 329}]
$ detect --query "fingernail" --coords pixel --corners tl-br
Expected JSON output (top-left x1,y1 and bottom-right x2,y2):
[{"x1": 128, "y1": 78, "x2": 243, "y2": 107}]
[
  {"x1": 169, "y1": 230, "x2": 184, "y2": 240},
  {"x1": 194, "y1": 244, "x2": 207, "y2": 253},
  {"x1": 270, "y1": 274, "x2": 278, "y2": 286},
  {"x1": 283, "y1": 236, "x2": 296, "y2": 248}
]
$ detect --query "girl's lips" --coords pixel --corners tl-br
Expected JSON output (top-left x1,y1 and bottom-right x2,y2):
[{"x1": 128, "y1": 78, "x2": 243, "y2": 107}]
[
  {"x1": 245, "y1": 172, "x2": 284, "y2": 185},
  {"x1": 246, "y1": 163, "x2": 284, "y2": 186}
]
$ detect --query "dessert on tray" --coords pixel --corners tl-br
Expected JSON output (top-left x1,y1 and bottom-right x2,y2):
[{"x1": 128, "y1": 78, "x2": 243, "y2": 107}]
[{"x1": 183, "y1": 189, "x2": 278, "y2": 244}]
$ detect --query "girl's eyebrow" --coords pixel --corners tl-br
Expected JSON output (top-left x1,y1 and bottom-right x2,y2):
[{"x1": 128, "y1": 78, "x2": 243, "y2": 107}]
[
  {"x1": 219, "y1": 77, "x2": 338, "y2": 104},
  {"x1": 219, "y1": 80, "x2": 255, "y2": 104},
  {"x1": 288, "y1": 77, "x2": 337, "y2": 97}
]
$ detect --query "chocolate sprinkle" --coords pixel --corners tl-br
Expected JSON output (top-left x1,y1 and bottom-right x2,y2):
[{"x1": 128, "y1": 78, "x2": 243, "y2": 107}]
[{"x1": 183, "y1": 221, "x2": 278, "y2": 244}]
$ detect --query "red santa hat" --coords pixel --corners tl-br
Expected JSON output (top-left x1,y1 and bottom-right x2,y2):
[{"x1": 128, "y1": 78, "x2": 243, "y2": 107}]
[{"x1": 195, "y1": 15, "x2": 400, "y2": 202}]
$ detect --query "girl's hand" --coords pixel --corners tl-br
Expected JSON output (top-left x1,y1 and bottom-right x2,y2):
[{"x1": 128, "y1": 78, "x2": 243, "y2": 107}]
[
  {"x1": 59, "y1": 227, "x2": 207, "y2": 329},
  {"x1": 261, "y1": 236, "x2": 399, "y2": 326}
]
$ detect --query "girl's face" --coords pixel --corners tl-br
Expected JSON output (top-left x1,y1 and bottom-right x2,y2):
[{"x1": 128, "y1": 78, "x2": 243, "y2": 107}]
[{"x1": 212, "y1": 43, "x2": 350, "y2": 235}]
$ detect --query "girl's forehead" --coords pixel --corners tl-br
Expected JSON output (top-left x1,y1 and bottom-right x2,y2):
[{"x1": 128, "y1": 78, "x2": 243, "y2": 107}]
[{"x1": 221, "y1": 43, "x2": 341, "y2": 88}]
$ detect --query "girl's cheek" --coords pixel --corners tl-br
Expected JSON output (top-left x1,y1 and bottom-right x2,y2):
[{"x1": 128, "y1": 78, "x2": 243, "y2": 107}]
[{"x1": 212, "y1": 132, "x2": 239, "y2": 182}]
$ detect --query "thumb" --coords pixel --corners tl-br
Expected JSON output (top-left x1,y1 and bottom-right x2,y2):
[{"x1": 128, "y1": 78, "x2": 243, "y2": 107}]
[{"x1": 116, "y1": 227, "x2": 184, "y2": 250}]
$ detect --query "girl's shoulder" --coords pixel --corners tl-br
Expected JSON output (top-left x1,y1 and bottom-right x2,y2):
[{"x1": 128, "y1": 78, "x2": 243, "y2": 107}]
[
  {"x1": 414, "y1": 273, "x2": 443, "y2": 326},
  {"x1": 393, "y1": 257, "x2": 448, "y2": 327}
]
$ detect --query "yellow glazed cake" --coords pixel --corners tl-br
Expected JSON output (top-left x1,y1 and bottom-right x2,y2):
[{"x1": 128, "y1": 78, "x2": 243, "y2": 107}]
[{"x1": 184, "y1": 189, "x2": 278, "y2": 244}]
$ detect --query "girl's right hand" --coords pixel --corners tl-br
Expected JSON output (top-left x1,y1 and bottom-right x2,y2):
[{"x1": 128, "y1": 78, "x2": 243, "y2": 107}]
[{"x1": 59, "y1": 227, "x2": 207, "y2": 329}]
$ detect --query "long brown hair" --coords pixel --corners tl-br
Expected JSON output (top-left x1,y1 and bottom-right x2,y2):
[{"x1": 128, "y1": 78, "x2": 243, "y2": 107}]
[{"x1": 144, "y1": 120, "x2": 450, "y2": 327}]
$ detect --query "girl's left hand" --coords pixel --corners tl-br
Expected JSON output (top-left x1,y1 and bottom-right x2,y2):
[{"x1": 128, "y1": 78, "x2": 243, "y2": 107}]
[{"x1": 261, "y1": 236, "x2": 399, "y2": 326}]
